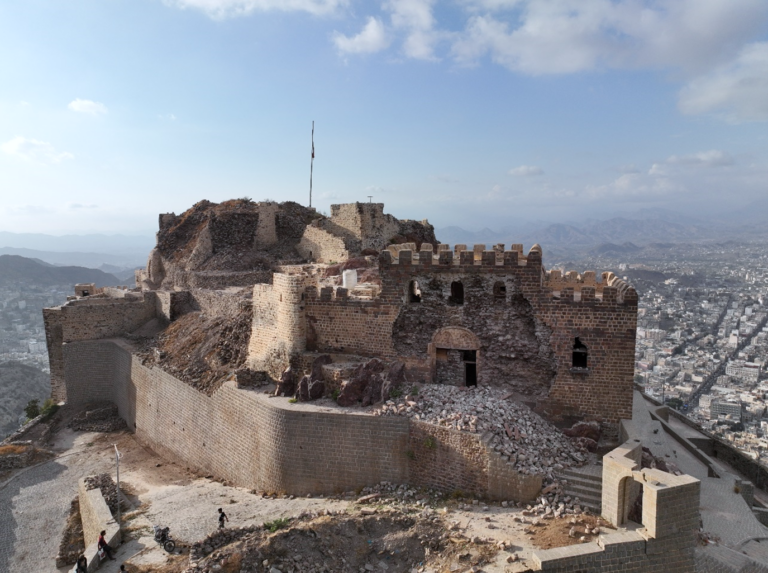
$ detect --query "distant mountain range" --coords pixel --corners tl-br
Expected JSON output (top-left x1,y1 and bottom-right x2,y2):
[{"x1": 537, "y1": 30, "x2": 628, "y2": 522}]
[
  {"x1": 0, "y1": 255, "x2": 124, "y2": 287},
  {"x1": 436, "y1": 206, "x2": 768, "y2": 253},
  {"x1": 0, "y1": 246, "x2": 146, "y2": 270}
]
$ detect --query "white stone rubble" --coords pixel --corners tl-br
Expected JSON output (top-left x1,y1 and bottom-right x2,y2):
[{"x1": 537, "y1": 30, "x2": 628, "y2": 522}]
[{"x1": 373, "y1": 385, "x2": 586, "y2": 482}]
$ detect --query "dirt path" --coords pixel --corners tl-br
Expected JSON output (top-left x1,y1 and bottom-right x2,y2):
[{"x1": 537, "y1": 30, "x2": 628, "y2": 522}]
[{"x1": 1, "y1": 414, "x2": 603, "y2": 573}]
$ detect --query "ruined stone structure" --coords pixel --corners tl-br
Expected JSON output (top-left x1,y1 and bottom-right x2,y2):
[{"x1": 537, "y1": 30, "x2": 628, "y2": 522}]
[
  {"x1": 43, "y1": 199, "x2": 638, "y2": 503},
  {"x1": 249, "y1": 241, "x2": 637, "y2": 424}
]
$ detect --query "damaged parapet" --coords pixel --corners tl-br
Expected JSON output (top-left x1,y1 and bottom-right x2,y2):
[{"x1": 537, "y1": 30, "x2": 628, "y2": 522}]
[
  {"x1": 545, "y1": 269, "x2": 637, "y2": 304},
  {"x1": 532, "y1": 440, "x2": 701, "y2": 571}
]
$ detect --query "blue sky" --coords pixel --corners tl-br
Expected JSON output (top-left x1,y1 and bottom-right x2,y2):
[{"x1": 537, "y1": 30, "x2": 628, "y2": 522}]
[{"x1": 1, "y1": 0, "x2": 767, "y2": 235}]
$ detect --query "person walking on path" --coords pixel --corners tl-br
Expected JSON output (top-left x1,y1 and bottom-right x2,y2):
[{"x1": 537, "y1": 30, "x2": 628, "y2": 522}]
[
  {"x1": 98, "y1": 530, "x2": 116, "y2": 561},
  {"x1": 74, "y1": 555, "x2": 87, "y2": 573},
  {"x1": 218, "y1": 507, "x2": 229, "y2": 528}
]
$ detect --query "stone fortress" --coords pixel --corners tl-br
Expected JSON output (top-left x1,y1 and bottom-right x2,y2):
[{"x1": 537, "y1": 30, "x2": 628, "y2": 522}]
[{"x1": 43, "y1": 199, "x2": 714, "y2": 572}]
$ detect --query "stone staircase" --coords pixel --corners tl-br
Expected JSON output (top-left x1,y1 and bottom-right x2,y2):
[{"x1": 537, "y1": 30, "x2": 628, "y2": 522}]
[{"x1": 556, "y1": 466, "x2": 603, "y2": 513}]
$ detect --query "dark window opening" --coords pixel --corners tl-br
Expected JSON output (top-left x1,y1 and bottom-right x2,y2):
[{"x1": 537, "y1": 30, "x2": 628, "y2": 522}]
[
  {"x1": 462, "y1": 349, "x2": 477, "y2": 362},
  {"x1": 82, "y1": 290, "x2": 89, "y2": 297},
  {"x1": 572, "y1": 337, "x2": 588, "y2": 369},
  {"x1": 449, "y1": 281, "x2": 464, "y2": 305},
  {"x1": 465, "y1": 363, "x2": 477, "y2": 387},
  {"x1": 493, "y1": 281, "x2": 506, "y2": 299},
  {"x1": 409, "y1": 280, "x2": 422, "y2": 303}
]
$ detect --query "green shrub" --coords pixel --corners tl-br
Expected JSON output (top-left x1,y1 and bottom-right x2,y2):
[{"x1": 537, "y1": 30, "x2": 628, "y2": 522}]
[
  {"x1": 288, "y1": 398, "x2": 298, "y2": 404},
  {"x1": 40, "y1": 398, "x2": 59, "y2": 420},
  {"x1": 424, "y1": 436, "x2": 437, "y2": 449},
  {"x1": 332, "y1": 389, "x2": 340, "y2": 400},
  {"x1": 389, "y1": 387, "x2": 403, "y2": 399},
  {"x1": 24, "y1": 399, "x2": 40, "y2": 421},
  {"x1": 264, "y1": 518, "x2": 290, "y2": 533}
]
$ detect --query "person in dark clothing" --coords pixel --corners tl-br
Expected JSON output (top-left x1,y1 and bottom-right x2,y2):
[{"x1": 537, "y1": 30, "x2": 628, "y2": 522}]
[
  {"x1": 218, "y1": 507, "x2": 228, "y2": 528},
  {"x1": 98, "y1": 530, "x2": 116, "y2": 560},
  {"x1": 75, "y1": 555, "x2": 88, "y2": 573}
]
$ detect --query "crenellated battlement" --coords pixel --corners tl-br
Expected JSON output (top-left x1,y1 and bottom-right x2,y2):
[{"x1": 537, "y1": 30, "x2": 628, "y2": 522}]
[
  {"x1": 545, "y1": 269, "x2": 637, "y2": 305},
  {"x1": 380, "y1": 243, "x2": 542, "y2": 268}
]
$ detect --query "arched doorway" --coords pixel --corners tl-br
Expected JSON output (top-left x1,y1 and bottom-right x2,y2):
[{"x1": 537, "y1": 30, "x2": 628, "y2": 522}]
[{"x1": 430, "y1": 327, "x2": 481, "y2": 387}]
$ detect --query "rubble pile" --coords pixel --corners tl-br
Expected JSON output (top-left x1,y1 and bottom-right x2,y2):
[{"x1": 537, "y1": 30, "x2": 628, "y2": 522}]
[
  {"x1": 69, "y1": 404, "x2": 127, "y2": 433},
  {"x1": 55, "y1": 497, "x2": 84, "y2": 567},
  {"x1": 84, "y1": 473, "x2": 120, "y2": 515},
  {"x1": 374, "y1": 385, "x2": 586, "y2": 479}
]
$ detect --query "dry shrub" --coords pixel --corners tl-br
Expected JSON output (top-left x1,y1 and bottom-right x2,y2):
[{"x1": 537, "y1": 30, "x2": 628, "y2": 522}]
[{"x1": 0, "y1": 444, "x2": 29, "y2": 455}]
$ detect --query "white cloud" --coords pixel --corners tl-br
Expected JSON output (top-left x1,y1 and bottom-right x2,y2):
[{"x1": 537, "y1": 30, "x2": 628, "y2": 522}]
[
  {"x1": 586, "y1": 173, "x2": 685, "y2": 200},
  {"x1": 164, "y1": 0, "x2": 345, "y2": 18},
  {"x1": 1, "y1": 136, "x2": 74, "y2": 164},
  {"x1": 333, "y1": 17, "x2": 389, "y2": 55},
  {"x1": 666, "y1": 150, "x2": 734, "y2": 167},
  {"x1": 68, "y1": 99, "x2": 108, "y2": 116},
  {"x1": 678, "y1": 41, "x2": 768, "y2": 122},
  {"x1": 509, "y1": 165, "x2": 543, "y2": 176},
  {"x1": 385, "y1": 0, "x2": 441, "y2": 60},
  {"x1": 452, "y1": 0, "x2": 768, "y2": 75}
]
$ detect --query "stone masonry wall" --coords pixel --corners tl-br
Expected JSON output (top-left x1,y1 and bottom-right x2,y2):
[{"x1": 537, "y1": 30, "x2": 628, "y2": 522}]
[
  {"x1": 78, "y1": 477, "x2": 120, "y2": 572},
  {"x1": 296, "y1": 224, "x2": 351, "y2": 263},
  {"x1": 330, "y1": 203, "x2": 401, "y2": 252},
  {"x1": 44, "y1": 293, "x2": 157, "y2": 401},
  {"x1": 63, "y1": 340, "x2": 540, "y2": 501},
  {"x1": 249, "y1": 274, "x2": 309, "y2": 379},
  {"x1": 378, "y1": 246, "x2": 637, "y2": 422},
  {"x1": 409, "y1": 421, "x2": 542, "y2": 502},
  {"x1": 304, "y1": 288, "x2": 399, "y2": 360}
]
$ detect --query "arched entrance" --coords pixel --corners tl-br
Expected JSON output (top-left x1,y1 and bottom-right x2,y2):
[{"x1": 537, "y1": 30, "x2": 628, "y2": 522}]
[{"x1": 430, "y1": 327, "x2": 481, "y2": 387}]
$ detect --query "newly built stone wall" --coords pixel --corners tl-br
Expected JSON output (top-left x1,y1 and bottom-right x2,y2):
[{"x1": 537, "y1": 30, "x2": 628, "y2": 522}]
[{"x1": 63, "y1": 340, "x2": 540, "y2": 501}]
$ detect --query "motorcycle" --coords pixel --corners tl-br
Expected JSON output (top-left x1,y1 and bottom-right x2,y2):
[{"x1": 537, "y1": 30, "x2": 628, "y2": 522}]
[{"x1": 153, "y1": 525, "x2": 176, "y2": 553}]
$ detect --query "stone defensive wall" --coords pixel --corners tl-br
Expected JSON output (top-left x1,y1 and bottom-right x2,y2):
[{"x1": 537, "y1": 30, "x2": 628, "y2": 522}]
[
  {"x1": 44, "y1": 292, "x2": 157, "y2": 402},
  {"x1": 62, "y1": 339, "x2": 540, "y2": 501}
]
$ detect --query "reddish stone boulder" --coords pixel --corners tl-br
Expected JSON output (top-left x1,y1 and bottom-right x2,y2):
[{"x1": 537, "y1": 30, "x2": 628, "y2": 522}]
[
  {"x1": 380, "y1": 361, "x2": 407, "y2": 403},
  {"x1": 310, "y1": 354, "x2": 332, "y2": 383},
  {"x1": 295, "y1": 374, "x2": 311, "y2": 401},
  {"x1": 274, "y1": 367, "x2": 295, "y2": 397},
  {"x1": 338, "y1": 358, "x2": 385, "y2": 407},
  {"x1": 308, "y1": 379, "x2": 325, "y2": 400}
]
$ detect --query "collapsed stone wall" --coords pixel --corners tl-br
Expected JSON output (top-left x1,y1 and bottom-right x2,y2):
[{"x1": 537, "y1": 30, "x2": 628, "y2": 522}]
[
  {"x1": 376, "y1": 245, "x2": 637, "y2": 422},
  {"x1": 391, "y1": 271, "x2": 555, "y2": 394}
]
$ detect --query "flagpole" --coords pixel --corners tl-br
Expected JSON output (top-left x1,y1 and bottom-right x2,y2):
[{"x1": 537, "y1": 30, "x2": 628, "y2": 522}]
[{"x1": 309, "y1": 121, "x2": 314, "y2": 208}]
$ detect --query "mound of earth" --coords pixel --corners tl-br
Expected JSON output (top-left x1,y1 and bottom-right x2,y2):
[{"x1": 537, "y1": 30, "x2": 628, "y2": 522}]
[
  {"x1": 136, "y1": 299, "x2": 253, "y2": 395},
  {"x1": 181, "y1": 510, "x2": 495, "y2": 573}
]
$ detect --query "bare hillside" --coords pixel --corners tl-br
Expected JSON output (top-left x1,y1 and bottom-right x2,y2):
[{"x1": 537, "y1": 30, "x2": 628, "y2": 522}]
[{"x1": 0, "y1": 361, "x2": 50, "y2": 437}]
